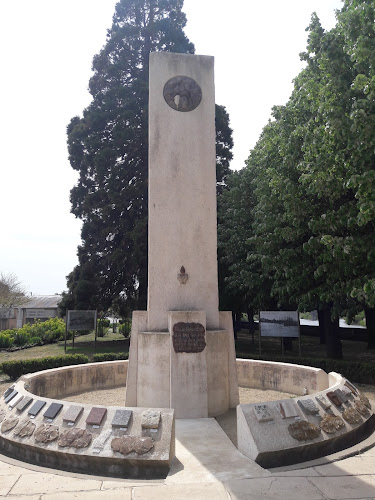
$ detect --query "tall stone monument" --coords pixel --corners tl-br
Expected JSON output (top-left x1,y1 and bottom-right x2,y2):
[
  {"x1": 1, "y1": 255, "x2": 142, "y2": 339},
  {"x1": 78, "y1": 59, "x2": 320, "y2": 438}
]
[{"x1": 125, "y1": 52, "x2": 239, "y2": 418}]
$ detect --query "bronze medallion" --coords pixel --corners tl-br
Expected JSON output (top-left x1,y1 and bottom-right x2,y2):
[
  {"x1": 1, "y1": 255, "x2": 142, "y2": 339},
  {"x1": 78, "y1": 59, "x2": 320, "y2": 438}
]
[{"x1": 163, "y1": 76, "x2": 202, "y2": 112}]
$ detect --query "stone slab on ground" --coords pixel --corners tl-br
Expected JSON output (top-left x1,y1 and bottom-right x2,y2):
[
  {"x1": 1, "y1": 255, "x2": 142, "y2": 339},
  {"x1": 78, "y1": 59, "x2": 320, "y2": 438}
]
[
  {"x1": 40, "y1": 489, "x2": 132, "y2": 500},
  {"x1": 224, "y1": 477, "x2": 325, "y2": 499},
  {"x1": 8, "y1": 472, "x2": 102, "y2": 496},
  {"x1": 309, "y1": 475, "x2": 375, "y2": 499},
  {"x1": 133, "y1": 483, "x2": 229, "y2": 500}
]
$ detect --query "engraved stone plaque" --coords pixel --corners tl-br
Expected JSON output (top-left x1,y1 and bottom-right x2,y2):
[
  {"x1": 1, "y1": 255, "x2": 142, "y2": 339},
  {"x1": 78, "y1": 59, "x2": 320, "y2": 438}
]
[
  {"x1": 111, "y1": 435, "x2": 154, "y2": 456},
  {"x1": 13, "y1": 419, "x2": 36, "y2": 438},
  {"x1": 8, "y1": 394, "x2": 23, "y2": 409},
  {"x1": 298, "y1": 399, "x2": 320, "y2": 415},
  {"x1": 141, "y1": 410, "x2": 161, "y2": 429},
  {"x1": 34, "y1": 424, "x2": 59, "y2": 443},
  {"x1": 163, "y1": 76, "x2": 202, "y2": 112},
  {"x1": 343, "y1": 408, "x2": 362, "y2": 424},
  {"x1": 278, "y1": 400, "x2": 299, "y2": 419},
  {"x1": 16, "y1": 396, "x2": 33, "y2": 412},
  {"x1": 3, "y1": 386, "x2": 14, "y2": 398},
  {"x1": 320, "y1": 414, "x2": 345, "y2": 434},
  {"x1": 315, "y1": 395, "x2": 331, "y2": 411},
  {"x1": 341, "y1": 386, "x2": 353, "y2": 399},
  {"x1": 112, "y1": 409, "x2": 132, "y2": 428},
  {"x1": 28, "y1": 400, "x2": 46, "y2": 417},
  {"x1": 86, "y1": 407, "x2": 107, "y2": 426},
  {"x1": 58, "y1": 428, "x2": 92, "y2": 448},
  {"x1": 44, "y1": 403, "x2": 63, "y2": 420},
  {"x1": 172, "y1": 322, "x2": 206, "y2": 353},
  {"x1": 1, "y1": 416, "x2": 19, "y2": 433},
  {"x1": 253, "y1": 405, "x2": 273, "y2": 422},
  {"x1": 334, "y1": 389, "x2": 349, "y2": 403},
  {"x1": 63, "y1": 405, "x2": 83, "y2": 424},
  {"x1": 288, "y1": 420, "x2": 321, "y2": 441},
  {"x1": 4, "y1": 390, "x2": 18, "y2": 404},
  {"x1": 326, "y1": 391, "x2": 343, "y2": 407}
]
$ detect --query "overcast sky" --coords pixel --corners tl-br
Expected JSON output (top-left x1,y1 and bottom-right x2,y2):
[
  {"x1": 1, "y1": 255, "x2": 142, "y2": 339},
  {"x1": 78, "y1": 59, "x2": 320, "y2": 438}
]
[{"x1": 0, "y1": 0, "x2": 342, "y2": 296}]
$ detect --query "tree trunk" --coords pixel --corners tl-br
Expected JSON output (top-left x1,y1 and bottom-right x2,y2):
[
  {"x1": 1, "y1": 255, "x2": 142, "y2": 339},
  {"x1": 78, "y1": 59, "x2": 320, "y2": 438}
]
[
  {"x1": 365, "y1": 308, "x2": 375, "y2": 349},
  {"x1": 318, "y1": 309, "x2": 326, "y2": 344},
  {"x1": 322, "y1": 305, "x2": 342, "y2": 359},
  {"x1": 247, "y1": 308, "x2": 255, "y2": 344}
]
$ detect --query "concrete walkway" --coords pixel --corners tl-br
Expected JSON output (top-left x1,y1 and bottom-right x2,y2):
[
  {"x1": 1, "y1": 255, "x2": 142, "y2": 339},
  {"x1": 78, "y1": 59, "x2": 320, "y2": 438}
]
[{"x1": 1, "y1": 418, "x2": 375, "y2": 499}]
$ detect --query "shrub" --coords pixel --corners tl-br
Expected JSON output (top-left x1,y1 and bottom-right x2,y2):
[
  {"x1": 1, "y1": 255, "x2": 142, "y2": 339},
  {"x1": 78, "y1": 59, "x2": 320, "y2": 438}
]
[
  {"x1": 30, "y1": 336, "x2": 42, "y2": 345},
  {"x1": 0, "y1": 333, "x2": 14, "y2": 348},
  {"x1": 13, "y1": 331, "x2": 31, "y2": 347},
  {"x1": 0, "y1": 354, "x2": 89, "y2": 380},
  {"x1": 92, "y1": 352, "x2": 129, "y2": 362},
  {"x1": 119, "y1": 319, "x2": 131, "y2": 337}
]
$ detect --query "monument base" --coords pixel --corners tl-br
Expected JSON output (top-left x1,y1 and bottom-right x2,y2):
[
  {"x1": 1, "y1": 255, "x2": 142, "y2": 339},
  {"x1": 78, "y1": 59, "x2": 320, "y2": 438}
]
[{"x1": 125, "y1": 310, "x2": 239, "y2": 418}]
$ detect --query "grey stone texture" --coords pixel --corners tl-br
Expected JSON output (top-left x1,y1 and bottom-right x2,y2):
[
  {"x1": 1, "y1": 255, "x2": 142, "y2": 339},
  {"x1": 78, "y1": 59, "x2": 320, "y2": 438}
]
[
  {"x1": 63, "y1": 405, "x2": 83, "y2": 423},
  {"x1": 34, "y1": 424, "x2": 59, "y2": 443},
  {"x1": 141, "y1": 410, "x2": 161, "y2": 429},
  {"x1": 13, "y1": 419, "x2": 36, "y2": 438},
  {"x1": 1, "y1": 416, "x2": 19, "y2": 433},
  {"x1": 111, "y1": 409, "x2": 132, "y2": 428},
  {"x1": 58, "y1": 428, "x2": 92, "y2": 449}
]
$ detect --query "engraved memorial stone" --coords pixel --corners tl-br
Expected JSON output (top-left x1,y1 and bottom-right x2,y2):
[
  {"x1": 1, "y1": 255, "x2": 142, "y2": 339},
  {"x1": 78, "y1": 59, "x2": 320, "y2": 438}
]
[
  {"x1": 163, "y1": 76, "x2": 202, "y2": 112},
  {"x1": 315, "y1": 395, "x2": 331, "y2": 411},
  {"x1": 16, "y1": 396, "x2": 33, "y2": 412},
  {"x1": 253, "y1": 404, "x2": 273, "y2": 422},
  {"x1": 320, "y1": 414, "x2": 345, "y2": 434},
  {"x1": 342, "y1": 408, "x2": 362, "y2": 424},
  {"x1": 288, "y1": 420, "x2": 321, "y2": 441},
  {"x1": 1, "y1": 416, "x2": 19, "y2": 433},
  {"x1": 8, "y1": 394, "x2": 23, "y2": 409},
  {"x1": 278, "y1": 400, "x2": 299, "y2": 419},
  {"x1": 112, "y1": 409, "x2": 132, "y2": 428},
  {"x1": 63, "y1": 405, "x2": 83, "y2": 424},
  {"x1": 141, "y1": 410, "x2": 161, "y2": 429},
  {"x1": 13, "y1": 419, "x2": 36, "y2": 438},
  {"x1": 92, "y1": 429, "x2": 112, "y2": 453},
  {"x1": 44, "y1": 403, "x2": 63, "y2": 420},
  {"x1": 334, "y1": 388, "x2": 349, "y2": 403},
  {"x1": 86, "y1": 407, "x2": 107, "y2": 426},
  {"x1": 34, "y1": 424, "x2": 59, "y2": 443},
  {"x1": 28, "y1": 400, "x2": 46, "y2": 417},
  {"x1": 58, "y1": 428, "x2": 92, "y2": 448},
  {"x1": 298, "y1": 398, "x2": 320, "y2": 415},
  {"x1": 326, "y1": 391, "x2": 343, "y2": 407},
  {"x1": 4, "y1": 390, "x2": 18, "y2": 404},
  {"x1": 172, "y1": 322, "x2": 206, "y2": 353},
  {"x1": 355, "y1": 400, "x2": 370, "y2": 416},
  {"x1": 111, "y1": 435, "x2": 154, "y2": 456}
]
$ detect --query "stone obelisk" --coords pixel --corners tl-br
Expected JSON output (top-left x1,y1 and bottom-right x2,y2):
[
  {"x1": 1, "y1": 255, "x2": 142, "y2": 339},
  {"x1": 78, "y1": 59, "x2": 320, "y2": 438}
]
[{"x1": 125, "y1": 52, "x2": 239, "y2": 418}]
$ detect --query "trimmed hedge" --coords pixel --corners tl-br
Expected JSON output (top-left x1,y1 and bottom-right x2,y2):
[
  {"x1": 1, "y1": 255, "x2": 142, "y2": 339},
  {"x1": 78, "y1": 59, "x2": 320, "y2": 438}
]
[
  {"x1": 1, "y1": 354, "x2": 89, "y2": 380},
  {"x1": 237, "y1": 352, "x2": 375, "y2": 385},
  {"x1": 92, "y1": 352, "x2": 129, "y2": 362}
]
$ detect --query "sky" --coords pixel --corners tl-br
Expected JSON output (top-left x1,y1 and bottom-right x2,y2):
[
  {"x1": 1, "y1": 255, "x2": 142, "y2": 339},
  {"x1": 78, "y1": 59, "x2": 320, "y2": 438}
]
[{"x1": 0, "y1": 0, "x2": 343, "y2": 296}]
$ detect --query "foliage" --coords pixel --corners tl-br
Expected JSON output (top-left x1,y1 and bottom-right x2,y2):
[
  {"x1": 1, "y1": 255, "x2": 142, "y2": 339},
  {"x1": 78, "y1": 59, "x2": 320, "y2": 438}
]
[
  {"x1": 61, "y1": 0, "x2": 233, "y2": 317},
  {"x1": 0, "y1": 333, "x2": 14, "y2": 348},
  {"x1": 1, "y1": 354, "x2": 89, "y2": 380},
  {"x1": 0, "y1": 272, "x2": 28, "y2": 317},
  {"x1": 92, "y1": 352, "x2": 129, "y2": 362},
  {"x1": 119, "y1": 319, "x2": 132, "y2": 337},
  {"x1": 0, "y1": 318, "x2": 66, "y2": 348}
]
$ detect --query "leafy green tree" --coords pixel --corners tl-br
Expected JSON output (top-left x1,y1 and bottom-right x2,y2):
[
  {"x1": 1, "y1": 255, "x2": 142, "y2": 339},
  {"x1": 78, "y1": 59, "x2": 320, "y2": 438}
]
[{"x1": 62, "y1": 0, "x2": 233, "y2": 315}]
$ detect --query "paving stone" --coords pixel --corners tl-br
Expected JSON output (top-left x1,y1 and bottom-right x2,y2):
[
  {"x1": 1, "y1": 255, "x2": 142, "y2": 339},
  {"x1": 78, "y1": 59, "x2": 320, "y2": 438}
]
[
  {"x1": 34, "y1": 424, "x2": 60, "y2": 443},
  {"x1": 86, "y1": 407, "x2": 107, "y2": 426},
  {"x1": 41, "y1": 490, "x2": 132, "y2": 500},
  {"x1": 63, "y1": 405, "x2": 83, "y2": 423},
  {"x1": 133, "y1": 483, "x2": 229, "y2": 500},
  {"x1": 9, "y1": 472, "x2": 101, "y2": 496},
  {"x1": 28, "y1": 400, "x2": 46, "y2": 417},
  {"x1": 43, "y1": 403, "x2": 63, "y2": 420},
  {"x1": 288, "y1": 420, "x2": 321, "y2": 441},
  {"x1": 298, "y1": 398, "x2": 319, "y2": 415},
  {"x1": 0, "y1": 474, "x2": 20, "y2": 495},
  {"x1": 309, "y1": 474, "x2": 375, "y2": 498},
  {"x1": 315, "y1": 456, "x2": 375, "y2": 476},
  {"x1": 58, "y1": 428, "x2": 92, "y2": 448},
  {"x1": 141, "y1": 410, "x2": 161, "y2": 429},
  {"x1": 112, "y1": 409, "x2": 132, "y2": 428},
  {"x1": 253, "y1": 404, "x2": 273, "y2": 422},
  {"x1": 278, "y1": 400, "x2": 299, "y2": 418},
  {"x1": 8, "y1": 393, "x2": 23, "y2": 409},
  {"x1": 224, "y1": 477, "x2": 324, "y2": 499},
  {"x1": 13, "y1": 419, "x2": 36, "y2": 438},
  {"x1": 16, "y1": 396, "x2": 33, "y2": 412},
  {"x1": 1, "y1": 416, "x2": 19, "y2": 433}
]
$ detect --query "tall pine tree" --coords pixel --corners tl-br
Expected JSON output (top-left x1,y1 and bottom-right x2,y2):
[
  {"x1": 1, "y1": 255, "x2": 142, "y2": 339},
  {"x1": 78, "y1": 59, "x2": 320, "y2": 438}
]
[{"x1": 61, "y1": 0, "x2": 233, "y2": 316}]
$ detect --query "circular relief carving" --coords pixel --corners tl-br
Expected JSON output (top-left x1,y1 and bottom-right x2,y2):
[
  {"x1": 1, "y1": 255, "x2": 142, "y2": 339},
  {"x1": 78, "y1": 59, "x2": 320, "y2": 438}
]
[
  {"x1": 163, "y1": 76, "x2": 202, "y2": 112},
  {"x1": 342, "y1": 408, "x2": 362, "y2": 425},
  {"x1": 320, "y1": 414, "x2": 345, "y2": 434},
  {"x1": 288, "y1": 420, "x2": 321, "y2": 441}
]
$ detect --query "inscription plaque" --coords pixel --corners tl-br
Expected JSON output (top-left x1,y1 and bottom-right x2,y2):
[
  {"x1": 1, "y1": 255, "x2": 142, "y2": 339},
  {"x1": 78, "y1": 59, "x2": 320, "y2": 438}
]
[
  {"x1": 163, "y1": 76, "x2": 202, "y2": 112},
  {"x1": 63, "y1": 405, "x2": 83, "y2": 424},
  {"x1": 326, "y1": 391, "x2": 343, "y2": 407},
  {"x1": 298, "y1": 399, "x2": 319, "y2": 415},
  {"x1": 16, "y1": 396, "x2": 33, "y2": 412},
  {"x1": 3, "y1": 386, "x2": 14, "y2": 398},
  {"x1": 172, "y1": 322, "x2": 206, "y2": 353},
  {"x1": 315, "y1": 395, "x2": 331, "y2": 411},
  {"x1": 278, "y1": 401, "x2": 299, "y2": 419},
  {"x1": 334, "y1": 389, "x2": 349, "y2": 403},
  {"x1": 86, "y1": 407, "x2": 107, "y2": 426},
  {"x1": 4, "y1": 390, "x2": 18, "y2": 404},
  {"x1": 112, "y1": 409, "x2": 132, "y2": 428},
  {"x1": 253, "y1": 405, "x2": 273, "y2": 423},
  {"x1": 9, "y1": 394, "x2": 23, "y2": 409}
]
